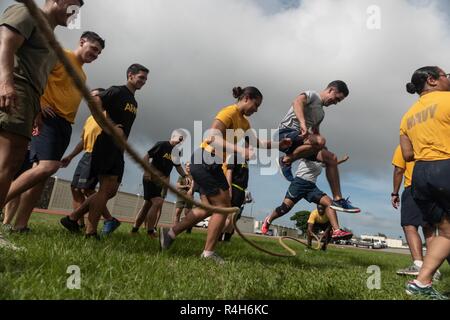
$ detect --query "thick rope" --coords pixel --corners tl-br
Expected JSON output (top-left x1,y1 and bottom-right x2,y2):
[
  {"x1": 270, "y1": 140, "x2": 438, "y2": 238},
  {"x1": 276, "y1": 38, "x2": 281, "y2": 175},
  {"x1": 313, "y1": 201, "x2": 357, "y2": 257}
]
[{"x1": 18, "y1": 0, "x2": 306, "y2": 259}]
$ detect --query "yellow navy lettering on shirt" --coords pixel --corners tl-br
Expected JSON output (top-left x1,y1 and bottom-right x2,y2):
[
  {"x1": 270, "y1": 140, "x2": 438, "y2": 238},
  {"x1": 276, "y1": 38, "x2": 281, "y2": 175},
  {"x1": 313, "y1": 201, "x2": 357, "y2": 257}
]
[
  {"x1": 407, "y1": 104, "x2": 437, "y2": 130},
  {"x1": 124, "y1": 103, "x2": 137, "y2": 114}
]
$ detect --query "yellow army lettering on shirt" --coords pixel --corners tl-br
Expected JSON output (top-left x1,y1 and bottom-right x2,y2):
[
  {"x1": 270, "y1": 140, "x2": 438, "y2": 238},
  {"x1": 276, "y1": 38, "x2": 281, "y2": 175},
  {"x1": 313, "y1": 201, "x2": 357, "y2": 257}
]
[
  {"x1": 40, "y1": 50, "x2": 86, "y2": 123},
  {"x1": 392, "y1": 145, "x2": 415, "y2": 188},
  {"x1": 124, "y1": 103, "x2": 137, "y2": 114},
  {"x1": 400, "y1": 91, "x2": 450, "y2": 161},
  {"x1": 307, "y1": 209, "x2": 329, "y2": 225},
  {"x1": 201, "y1": 104, "x2": 251, "y2": 154},
  {"x1": 163, "y1": 153, "x2": 172, "y2": 161}
]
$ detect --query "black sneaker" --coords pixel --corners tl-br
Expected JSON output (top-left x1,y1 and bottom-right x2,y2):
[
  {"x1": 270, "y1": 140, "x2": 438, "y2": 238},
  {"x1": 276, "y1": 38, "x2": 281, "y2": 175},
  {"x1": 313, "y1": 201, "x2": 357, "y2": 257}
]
[
  {"x1": 131, "y1": 227, "x2": 139, "y2": 234},
  {"x1": 12, "y1": 227, "x2": 31, "y2": 234},
  {"x1": 60, "y1": 216, "x2": 81, "y2": 233}
]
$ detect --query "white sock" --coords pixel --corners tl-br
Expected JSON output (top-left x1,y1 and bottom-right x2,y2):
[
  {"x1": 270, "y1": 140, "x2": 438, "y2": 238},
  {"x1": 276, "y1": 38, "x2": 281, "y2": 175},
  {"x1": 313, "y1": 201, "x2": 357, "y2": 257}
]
[
  {"x1": 168, "y1": 228, "x2": 176, "y2": 239},
  {"x1": 414, "y1": 260, "x2": 423, "y2": 268},
  {"x1": 413, "y1": 279, "x2": 431, "y2": 288},
  {"x1": 202, "y1": 250, "x2": 214, "y2": 257}
]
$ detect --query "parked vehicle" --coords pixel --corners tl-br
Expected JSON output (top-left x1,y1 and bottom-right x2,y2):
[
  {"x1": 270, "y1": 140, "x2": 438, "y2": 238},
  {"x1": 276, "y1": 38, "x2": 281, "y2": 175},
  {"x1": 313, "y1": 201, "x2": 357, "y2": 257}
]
[
  {"x1": 351, "y1": 239, "x2": 382, "y2": 249},
  {"x1": 195, "y1": 217, "x2": 210, "y2": 228}
]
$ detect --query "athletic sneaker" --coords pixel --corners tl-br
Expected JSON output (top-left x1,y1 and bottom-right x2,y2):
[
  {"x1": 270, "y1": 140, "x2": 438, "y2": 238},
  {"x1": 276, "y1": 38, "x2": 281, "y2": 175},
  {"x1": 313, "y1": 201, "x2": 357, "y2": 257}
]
[
  {"x1": 397, "y1": 264, "x2": 420, "y2": 276},
  {"x1": 102, "y1": 218, "x2": 121, "y2": 235},
  {"x1": 330, "y1": 198, "x2": 361, "y2": 213},
  {"x1": 331, "y1": 229, "x2": 353, "y2": 240},
  {"x1": 12, "y1": 227, "x2": 31, "y2": 234},
  {"x1": 159, "y1": 227, "x2": 174, "y2": 250},
  {"x1": 261, "y1": 216, "x2": 271, "y2": 235},
  {"x1": 60, "y1": 216, "x2": 81, "y2": 233},
  {"x1": 130, "y1": 227, "x2": 139, "y2": 234},
  {"x1": 277, "y1": 157, "x2": 294, "y2": 182},
  {"x1": 405, "y1": 281, "x2": 448, "y2": 300},
  {"x1": 200, "y1": 252, "x2": 225, "y2": 265},
  {"x1": 147, "y1": 229, "x2": 158, "y2": 239}
]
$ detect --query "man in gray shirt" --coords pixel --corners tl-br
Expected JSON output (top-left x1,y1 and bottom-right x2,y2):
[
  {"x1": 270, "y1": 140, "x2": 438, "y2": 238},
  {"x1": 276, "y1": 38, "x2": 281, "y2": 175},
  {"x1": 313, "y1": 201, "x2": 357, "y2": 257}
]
[{"x1": 277, "y1": 81, "x2": 360, "y2": 213}]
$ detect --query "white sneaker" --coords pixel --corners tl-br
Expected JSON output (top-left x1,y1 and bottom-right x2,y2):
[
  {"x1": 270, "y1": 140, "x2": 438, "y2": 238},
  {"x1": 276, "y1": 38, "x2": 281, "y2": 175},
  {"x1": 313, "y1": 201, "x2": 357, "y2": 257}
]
[{"x1": 200, "y1": 252, "x2": 225, "y2": 265}]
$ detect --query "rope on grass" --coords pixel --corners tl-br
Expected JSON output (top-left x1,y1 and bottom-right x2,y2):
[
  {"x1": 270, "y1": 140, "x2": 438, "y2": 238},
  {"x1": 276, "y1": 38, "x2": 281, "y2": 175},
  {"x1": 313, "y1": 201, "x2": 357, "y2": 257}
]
[{"x1": 19, "y1": 0, "x2": 307, "y2": 259}]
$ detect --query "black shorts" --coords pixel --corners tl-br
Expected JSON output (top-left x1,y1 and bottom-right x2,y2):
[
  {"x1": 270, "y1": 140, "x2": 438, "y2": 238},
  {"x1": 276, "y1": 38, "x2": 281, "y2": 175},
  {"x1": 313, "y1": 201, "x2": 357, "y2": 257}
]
[
  {"x1": 313, "y1": 222, "x2": 331, "y2": 234},
  {"x1": 285, "y1": 177, "x2": 326, "y2": 205},
  {"x1": 231, "y1": 186, "x2": 246, "y2": 208},
  {"x1": 30, "y1": 114, "x2": 72, "y2": 162},
  {"x1": 71, "y1": 153, "x2": 98, "y2": 190},
  {"x1": 412, "y1": 159, "x2": 450, "y2": 225},
  {"x1": 190, "y1": 150, "x2": 229, "y2": 197},
  {"x1": 401, "y1": 187, "x2": 425, "y2": 227},
  {"x1": 143, "y1": 178, "x2": 167, "y2": 201},
  {"x1": 90, "y1": 133, "x2": 124, "y2": 183},
  {"x1": 279, "y1": 127, "x2": 304, "y2": 154},
  {"x1": 14, "y1": 150, "x2": 33, "y2": 180}
]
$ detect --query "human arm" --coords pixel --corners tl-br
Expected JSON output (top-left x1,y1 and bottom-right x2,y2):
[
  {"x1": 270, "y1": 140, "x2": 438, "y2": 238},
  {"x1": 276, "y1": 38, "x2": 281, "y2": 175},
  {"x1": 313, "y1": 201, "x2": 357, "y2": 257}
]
[
  {"x1": 292, "y1": 94, "x2": 309, "y2": 138},
  {"x1": 400, "y1": 135, "x2": 415, "y2": 162},
  {"x1": 391, "y1": 166, "x2": 404, "y2": 209},
  {"x1": 0, "y1": 26, "x2": 24, "y2": 112},
  {"x1": 61, "y1": 138, "x2": 84, "y2": 168}
]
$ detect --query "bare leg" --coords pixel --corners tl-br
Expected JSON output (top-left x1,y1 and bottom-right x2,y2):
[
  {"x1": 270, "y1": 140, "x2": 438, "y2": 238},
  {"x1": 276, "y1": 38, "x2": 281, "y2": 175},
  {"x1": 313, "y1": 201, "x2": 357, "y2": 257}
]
[
  {"x1": 403, "y1": 225, "x2": 424, "y2": 262},
  {"x1": 134, "y1": 200, "x2": 152, "y2": 229},
  {"x1": 203, "y1": 189, "x2": 231, "y2": 252},
  {"x1": 417, "y1": 217, "x2": 450, "y2": 284},
  {"x1": 13, "y1": 180, "x2": 46, "y2": 230},
  {"x1": 71, "y1": 187, "x2": 86, "y2": 225},
  {"x1": 319, "y1": 196, "x2": 341, "y2": 230},
  {"x1": 266, "y1": 199, "x2": 295, "y2": 224},
  {"x1": 283, "y1": 134, "x2": 326, "y2": 165},
  {"x1": 3, "y1": 196, "x2": 20, "y2": 225},
  {"x1": 0, "y1": 131, "x2": 28, "y2": 209},
  {"x1": 317, "y1": 150, "x2": 343, "y2": 200},
  {"x1": 85, "y1": 176, "x2": 119, "y2": 235},
  {"x1": 174, "y1": 207, "x2": 183, "y2": 225},
  {"x1": 83, "y1": 189, "x2": 113, "y2": 221},
  {"x1": 172, "y1": 195, "x2": 212, "y2": 236}
]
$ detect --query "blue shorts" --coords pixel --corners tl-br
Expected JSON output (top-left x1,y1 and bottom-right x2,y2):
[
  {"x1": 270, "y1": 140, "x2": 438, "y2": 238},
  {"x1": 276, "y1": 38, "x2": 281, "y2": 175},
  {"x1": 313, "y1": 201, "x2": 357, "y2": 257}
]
[
  {"x1": 401, "y1": 187, "x2": 426, "y2": 227},
  {"x1": 285, "y1": 177, "x2": 326, "y2": 205},
  {"x1": 412, "y1": 159, "x2": 450, "y2": 225},
  {"x1": 278, "y1": 127, "x2": 304, "y2": 155},
  {"x1": 30, "y1": 115, "x2": 72, "y2": 162}
]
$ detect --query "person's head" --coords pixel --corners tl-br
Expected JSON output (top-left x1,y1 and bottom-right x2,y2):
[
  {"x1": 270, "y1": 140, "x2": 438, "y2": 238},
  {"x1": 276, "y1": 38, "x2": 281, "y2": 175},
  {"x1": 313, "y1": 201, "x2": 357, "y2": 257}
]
[
  {"x1": 170, "y1": 129, "x2": 185, "y2": 146},
  {"x1": 233, "y1": 86, "x2": 263, "y2": 117},
  {"x1": 127, "y1": 64, "x2": 149, "y2": 91},
  {"x1": 45, "y1": 0, "x2": 84, "y2": 27},
  {"x1": 321, "y1": 80, "x2": 349, "y2": 107},
  {"x1": 406, "y1": 66, "x2": 450, "y2": 96},
  {"x1": 317, "y1": 204, "x2": 326, "y2": 215},
  {"x1": 90, "y1": 88, "x2": 105, "y2": 97},
  {"x1": 77, "y1": 31, "x2": 105, "y2": 64}
]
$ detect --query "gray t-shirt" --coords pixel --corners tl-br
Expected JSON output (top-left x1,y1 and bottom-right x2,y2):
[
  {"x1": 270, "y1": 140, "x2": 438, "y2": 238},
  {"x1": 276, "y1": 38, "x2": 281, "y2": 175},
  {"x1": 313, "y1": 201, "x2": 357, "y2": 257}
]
[
  {"x1": 279, "y1": 91, "x2": 325, "y2": 132},
  {"x1": 0, "y1": 4, "x2": 57, "y2": 95},
  {"x1": 295, "y1": 158, "x2": 324, "y2": 184}
]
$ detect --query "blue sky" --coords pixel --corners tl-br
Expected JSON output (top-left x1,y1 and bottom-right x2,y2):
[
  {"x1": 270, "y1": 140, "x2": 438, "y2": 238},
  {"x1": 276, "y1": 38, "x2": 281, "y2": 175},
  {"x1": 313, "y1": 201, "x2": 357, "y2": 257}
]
[{"x1": 2, "y1": 0, "x2": 450, "y2": 239}]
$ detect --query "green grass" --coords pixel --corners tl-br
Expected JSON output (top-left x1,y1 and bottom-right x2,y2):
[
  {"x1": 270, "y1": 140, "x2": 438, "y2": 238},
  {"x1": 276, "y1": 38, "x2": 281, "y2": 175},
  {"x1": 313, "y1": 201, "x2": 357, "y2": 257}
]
[{"x1": 0, "y1": 214, "x2": 449, "y2": 300}]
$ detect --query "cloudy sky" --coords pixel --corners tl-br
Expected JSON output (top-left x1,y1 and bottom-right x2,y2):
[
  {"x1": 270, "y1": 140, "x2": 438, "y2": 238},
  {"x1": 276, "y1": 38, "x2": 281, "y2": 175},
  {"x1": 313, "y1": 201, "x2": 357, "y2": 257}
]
[{"x1": 2, "y1": 0, "x2": 450, "y2": 238}]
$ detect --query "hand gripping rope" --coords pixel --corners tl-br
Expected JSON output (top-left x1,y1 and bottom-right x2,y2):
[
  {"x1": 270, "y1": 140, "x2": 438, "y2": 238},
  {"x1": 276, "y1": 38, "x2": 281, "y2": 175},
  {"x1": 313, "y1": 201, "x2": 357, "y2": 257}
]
[{"x1": 19, "y1": 0, "x2": 313, "y2": 258}]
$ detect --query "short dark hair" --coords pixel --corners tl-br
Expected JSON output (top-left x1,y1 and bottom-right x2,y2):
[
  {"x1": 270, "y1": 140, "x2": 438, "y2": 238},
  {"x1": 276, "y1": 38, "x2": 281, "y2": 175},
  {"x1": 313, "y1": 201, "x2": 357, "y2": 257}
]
[
  {"x1": 327, "y1": 80, "x2": 349, "y2": 97},
  {"x1": 127, "y1": 64, "x2": 149, "y2": 79},
  {"x1": 406, "y1": 66, "x2": 441, "y2": 95},
  {"x1": 79, "y1": 0, "x2": 84, "y2": 7},
  {"x1": 81, "y1": 31, "x2": 105, "y2": 49},
  {"x1": 232, "y1": 86, "x2": 263, "y2": 101}
]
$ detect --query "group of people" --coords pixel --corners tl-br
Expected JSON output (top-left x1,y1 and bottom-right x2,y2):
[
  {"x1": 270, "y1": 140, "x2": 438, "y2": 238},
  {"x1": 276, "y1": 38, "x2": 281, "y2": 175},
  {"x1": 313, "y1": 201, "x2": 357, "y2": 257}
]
[{"x1": 0, "y1": 0, "x2": 447, "y2": 300}]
